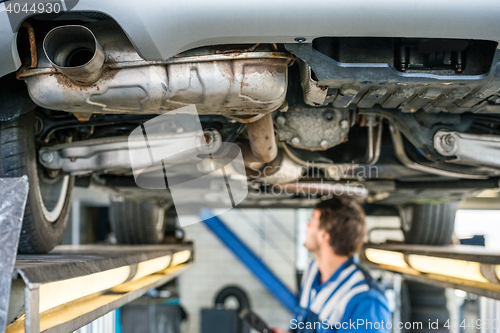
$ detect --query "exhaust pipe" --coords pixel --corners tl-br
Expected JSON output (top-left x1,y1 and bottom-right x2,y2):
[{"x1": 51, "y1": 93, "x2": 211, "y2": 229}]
[
  {"x1": 43, "y1": 25, "x2": 105, "y2": 85},
  {"x1": 240, "y1": 113, "x2": 306, "y2": 184},
  {"x1": 240, "y1": 113, "x2": 278, "y2": 170}
]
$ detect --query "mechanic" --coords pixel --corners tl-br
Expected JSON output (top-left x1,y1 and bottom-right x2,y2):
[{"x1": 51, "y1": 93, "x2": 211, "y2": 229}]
[{"x1": 272, "y1": 196, "x2": 391, "y2": 333}]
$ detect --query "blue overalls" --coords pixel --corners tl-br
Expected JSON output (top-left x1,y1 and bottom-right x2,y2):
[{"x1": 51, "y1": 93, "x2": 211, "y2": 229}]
[{"x1": 291, "y1": 256, "x2": 391, "y2": 333}]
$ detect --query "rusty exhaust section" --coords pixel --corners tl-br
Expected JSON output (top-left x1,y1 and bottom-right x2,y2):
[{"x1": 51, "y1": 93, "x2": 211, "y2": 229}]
[
  {"x1": 242, "y1": 113, "x2": 278, "y2": 170},
  {"x1": 23, "y1": 22, "x2": 292, "y2": 115},
  {"x1": 15, "y1": 22, "x2": 38, "y2": 80},
  {"x1": 43, "y1": 25, "x2": 105, "y2": 85}
]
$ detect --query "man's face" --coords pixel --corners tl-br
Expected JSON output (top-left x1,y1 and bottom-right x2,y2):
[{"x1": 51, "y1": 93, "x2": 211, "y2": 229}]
[{"x1": 304, "y1": 209, "x2": 322, "y2": 252}]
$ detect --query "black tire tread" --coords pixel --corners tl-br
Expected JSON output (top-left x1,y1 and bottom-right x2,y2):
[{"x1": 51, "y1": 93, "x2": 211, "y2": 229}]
[
  {"x1": 406, "y1": 281, "x2": 446, "y2": 294},
  {"x1": 409, "y1": 293, "x2": 447, "y2": 307},
  {"x1": 406, "y1": 281, "x2": 450, "y2": 332},
  {"x1": 0, "y1": 111, "x2": 73, "y2": 253},
  {"x1": 109, "y1": 200, "x2": 165, "y2": 244},
  {"x1": 411, "y1": 307, "x2": 449, "y2": 325},
  {"x1": 403, "y1": 202, "x2": 458, "y2": 245}
]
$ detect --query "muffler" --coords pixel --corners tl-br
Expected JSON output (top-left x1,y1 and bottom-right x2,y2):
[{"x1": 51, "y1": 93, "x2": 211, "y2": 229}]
[
  {"x1": 43, "y1": 25, "x2": 105, "y2": 85},
  {"x1": 23, "y1": 21, "x2": 292, "y2": 114}
]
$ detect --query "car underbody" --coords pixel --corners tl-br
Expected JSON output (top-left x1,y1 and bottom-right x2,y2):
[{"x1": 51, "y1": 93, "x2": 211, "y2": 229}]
[{"x1": 1, "y1": 6, "x2": 500, "y2": 252}]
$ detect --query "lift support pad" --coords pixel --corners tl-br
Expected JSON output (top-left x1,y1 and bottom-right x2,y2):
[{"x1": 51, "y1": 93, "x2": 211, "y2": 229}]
[
  {"x1": 5, "y1": 244, "x2": 193, "y2": 333},
  {"x1": 0, "y1": 177, "x2": 29, "y2": 333},
  {"x1": 361, "y1": 243, "x2": 500, "y2": 300}
]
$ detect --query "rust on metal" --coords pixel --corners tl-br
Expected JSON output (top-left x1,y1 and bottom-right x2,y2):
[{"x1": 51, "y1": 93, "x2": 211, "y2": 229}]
[
  {"x1": 245, "y1": 113, "x2": 278, "y2": 165},
  {"x1": 15, "y1": 21, "x2": 38, "y2": 80},
  {"x1": 43, "y1": 25, "x2": 106, "y2": 85},
  {"x1": 73, "y1": 113, "x2": 93, "y2": 121},
  {"x1": 358, "y1": 114, "x2": 367, "y2": 127},
  {"x1": 216, "y1": 43, "x2": 260, "y2": 54}
]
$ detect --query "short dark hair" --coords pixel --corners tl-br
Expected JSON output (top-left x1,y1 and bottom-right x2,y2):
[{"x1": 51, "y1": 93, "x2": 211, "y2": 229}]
[{"x1": 314, "y1": 196, "x2": 366, "y2": 256}]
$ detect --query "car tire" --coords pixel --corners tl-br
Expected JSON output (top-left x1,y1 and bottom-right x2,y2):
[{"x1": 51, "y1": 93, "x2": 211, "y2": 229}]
[
  {"x1": 400, "y1": 281, "x2": 412, "y2": 333},
  {"x1": 109, "y1": 200, "x2": 167, "y2": 244},
  {"x1": 400, "y1": 202, "x2": 458, "y2": 245},
  {"x1": 0, "y1": 111, "x2": 74, "y2": 254},
  {"x1": 214, "y1": 285, "x2": 251, "y2": 313},
  {"x1": 410, "y1": 292, "x2": 448, "y2": 308},
  {"x1": 405, "y1": 281, "x2": 450, "y2": 332}
]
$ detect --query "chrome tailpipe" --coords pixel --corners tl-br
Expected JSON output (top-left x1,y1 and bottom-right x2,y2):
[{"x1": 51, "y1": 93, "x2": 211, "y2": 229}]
[{"x1": 43, "y1": 25, "x2": 105, "y2": 85}]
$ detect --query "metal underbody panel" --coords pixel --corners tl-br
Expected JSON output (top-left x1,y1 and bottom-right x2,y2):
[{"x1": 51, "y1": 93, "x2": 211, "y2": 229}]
[
  {"x1": 286, "y1": 43, "x2": 500, "y2": 114},
  {"x1": 2, "y1": 0, "x2": 500, "y2": 78}
]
